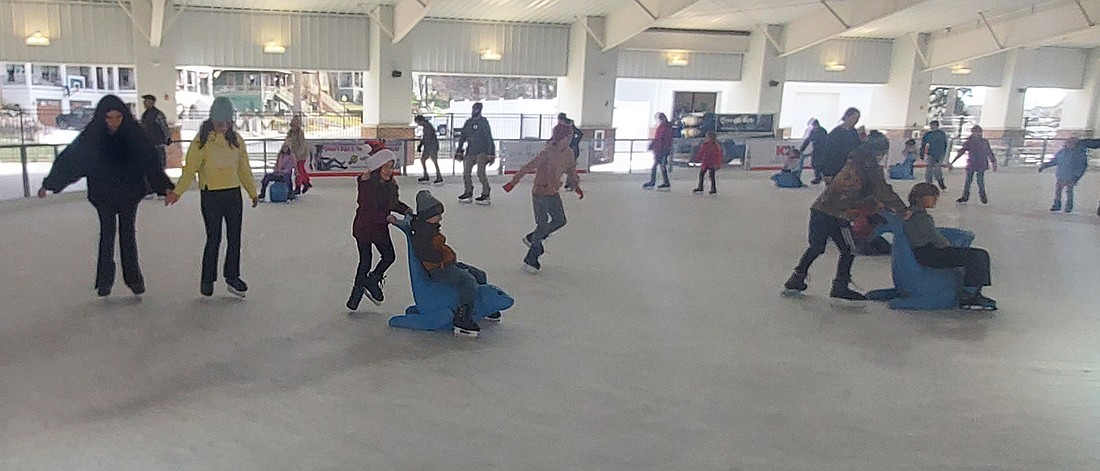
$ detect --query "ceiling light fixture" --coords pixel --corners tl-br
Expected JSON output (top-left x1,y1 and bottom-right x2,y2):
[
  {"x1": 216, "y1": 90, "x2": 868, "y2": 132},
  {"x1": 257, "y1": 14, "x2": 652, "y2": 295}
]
[
  {"x1": 263, "y1": 42, "x2": 286, "y2": 54},
  {"x1": 950, "y1": 65, "x2": 972, "y2": 75},
  {"x1": 480, "y1": 49, "x2": 502, "y2": 61},
  {"x1": 25, "y1": 32, "x2": 50, "y2": 47},
  {"x1": 667, "y1": 56, "x2": 689, "y2": 67},
  {"x1": 824, "y1": 62, "x2": 847, "y2": 72}
]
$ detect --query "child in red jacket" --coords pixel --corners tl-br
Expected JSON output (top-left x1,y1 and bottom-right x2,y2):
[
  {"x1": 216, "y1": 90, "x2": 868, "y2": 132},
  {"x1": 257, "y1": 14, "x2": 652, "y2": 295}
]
[
  {"x1": 693, "y1": 131, "x2": 723, "y2": 195},
  {"x1": 347, "y1": 149, "x2": 414, "y2": 311}
]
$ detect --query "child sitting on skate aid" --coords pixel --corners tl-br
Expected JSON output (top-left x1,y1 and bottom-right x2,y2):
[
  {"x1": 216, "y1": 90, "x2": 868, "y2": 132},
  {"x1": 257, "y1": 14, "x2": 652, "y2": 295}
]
[
  {"x1": 388, "y1": 190, "x2": 514, "y2": 338},
  {"x1": 771, "y1": 146, "x2": 806, "y2": 188}
]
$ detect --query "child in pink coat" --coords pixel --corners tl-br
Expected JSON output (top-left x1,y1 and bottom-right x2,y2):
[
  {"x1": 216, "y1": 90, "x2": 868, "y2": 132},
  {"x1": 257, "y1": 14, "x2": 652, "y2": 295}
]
[{"x1": 693, "y1": 131, "x2": 723, "y2": 195}]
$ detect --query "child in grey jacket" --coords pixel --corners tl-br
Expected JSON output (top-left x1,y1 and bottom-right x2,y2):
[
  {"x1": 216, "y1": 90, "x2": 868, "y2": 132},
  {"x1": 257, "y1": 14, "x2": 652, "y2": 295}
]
[{"x1": 904, "y1": 183, "x2": 996, "y2": 310}]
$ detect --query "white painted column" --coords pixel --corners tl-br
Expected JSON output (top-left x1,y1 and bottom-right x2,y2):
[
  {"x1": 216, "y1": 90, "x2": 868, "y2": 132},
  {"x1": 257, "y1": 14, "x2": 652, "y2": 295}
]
[
  {"x1": 979, "y1": 49, "x2": 1027, "y2": 132},
  {"x1": 726, "y1": 25, "x2": 785, "y2": 115},
  {"x1": 1059, "y1": 48, "x2": 1100, "y2": 135},
  {"x1": 131, "y1": 0, "x2": 179, "y2": 123},
  {"x1": 875, "y1": 34, "x2": 931, "y2": 131},
  {"x1": 362, "y1": 5, "x2": 414, "y2": 137},
  {"x1": 558, "y1": 17, "x2": 618, "y2": 127}
]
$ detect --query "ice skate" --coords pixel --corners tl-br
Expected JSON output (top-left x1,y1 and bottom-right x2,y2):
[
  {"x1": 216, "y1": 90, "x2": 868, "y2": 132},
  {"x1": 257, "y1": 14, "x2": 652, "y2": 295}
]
[
  {"x1": 458, "y1": 192, "x2": 473, "y2": 203},
  {"x1": 200, "y1": 282, "x2": 214, "y2": 297},
  {"x1": 127, "y1": 280, "x2": 145, "y2": 296},
  {"x1": 1050, "y1": 202, "x2": 1063, "y2": 212},
  {"x1": 708, "y1": 188, "x2": 717, "y2": 195},
  {"x1": 226, "y1": 278, "x2": 248, "y2": 298},
  {"x1": 960, "y1": 293, "x2": 997, "y2": 311},
  {"x1": 781, "y1": 271, "x2": 808, "y2": 297},
  {"x1": 642, "y1": 182, "x2": 655, "y2": 190},
  {"x1": 452, "y1": 305, "x2": 480, "y2": 338},
  {"x1": 656, "y1": 183, "x2": 671, "y2": 192},
  {"x1": 523, "y1": 257, "x2": 541, "y2": 274},
  {"x1": 829, "y1": 280, "x2": 867, "y2": 308},
  {"x1": 475, "y1": 195, "x2": 491, "y2": 206},
  {"x1": 433, "y1": 177, "x2": 445, "y2": 186},
  {"x1": 346, "y1": 284, "x2": 365, "y2": 311},
  {"x1": 693, "y1": 187, "x2": 704, "y2": 194},
  {"x1": 485, "y1": 311, "x2": 502, "y2": 322},
  {"x1": 364, "y1": 273, "x2": 385, "y2": 306},
  {"x1": 417, "y1": 176, "x2": 431, "y2": 185}
]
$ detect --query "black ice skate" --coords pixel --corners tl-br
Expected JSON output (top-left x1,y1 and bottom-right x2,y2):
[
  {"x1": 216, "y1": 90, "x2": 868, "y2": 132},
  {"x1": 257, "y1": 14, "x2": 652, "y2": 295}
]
[
  {"x1": 642, "y1": 182, "x2": 655, "y2": 190},
  {"x1": 458, "y1": 192, "x2": 473, "y2": 203},
  {"x1": 127, "y1": 279, "x2": 146, "y2": 296},
  {"x1": 485, "y1": 311, "x2": 502, "y2": 322},
  {"x1": 782, "y1": 271, "x2": 808, "y2": 296},
  {"x1": 346, "y1": 284, "x2": 365, "y2": 311},
  {"x1": 452, "y1": 305, "x2": 480, "y2": 338},
  {"x1": 475, "y1": 195, "x2": 491, "y2": 206},
  {"x1": 364, "y1": 273, "x2": 385, "y2": 306},
  {"x1": 959, "y1": 292, "x2": 997, "y2": 311},
  {"x1": 226, "y1": 278, "x2": 248, "y2": 298},
  {"x1": 418, "y1": 176, "x2": 431, "y2": 184},
  {"x1": 656, "y1": 183, "x2": 671, "y2": 191},
  {"x1": 830, "y1": 280, "x2": 867, "y2": 307},
  {"x1": 433, "y1": 177, "x2": 445, "y2": 186},
  {"x1": 693, "y1": 187, "x2": 704, "y2": 194},
  {"x1": 200, "y1": 282, "x2": 214, "y2": 297}
]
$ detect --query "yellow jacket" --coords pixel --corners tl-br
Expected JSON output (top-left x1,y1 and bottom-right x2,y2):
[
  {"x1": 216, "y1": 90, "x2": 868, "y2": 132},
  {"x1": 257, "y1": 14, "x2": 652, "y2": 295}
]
[{"x1": 174, "y1": 132, "x2": 258, "y2": 199}]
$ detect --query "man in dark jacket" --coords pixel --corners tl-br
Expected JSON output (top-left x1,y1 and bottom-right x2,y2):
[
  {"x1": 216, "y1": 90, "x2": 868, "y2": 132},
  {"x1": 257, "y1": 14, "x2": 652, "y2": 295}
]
[
  {"x1": 455, "y1": 103, "x2": 495, "y2": 205},
  {"x1": 818, "y1": 108, "x2": 863, "y2": 180},
  {"x1": 140, "y1": 94, "x2": 171, "y2": 170},
  {"x1": 800, "y1": 118, "x2": 828, "y2": 184},
  {"x1": 414, "y1": 115, "x2": 443, "y2": 185},
  {"x1": 783, "y1": 131, "x2": 908, "y2": 302}
]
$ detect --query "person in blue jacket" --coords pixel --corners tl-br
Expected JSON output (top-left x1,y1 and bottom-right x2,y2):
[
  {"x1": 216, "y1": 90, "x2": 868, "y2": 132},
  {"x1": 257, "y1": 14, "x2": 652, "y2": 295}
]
[{"x1": 1039, "y1": 137, "x2": 1089, "y2": 213}]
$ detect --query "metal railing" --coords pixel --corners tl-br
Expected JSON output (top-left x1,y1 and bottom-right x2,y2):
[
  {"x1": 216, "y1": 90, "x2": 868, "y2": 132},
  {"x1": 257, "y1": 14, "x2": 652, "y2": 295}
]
[{"x1": 5, "y1": 135, "x2": 1096, "y2": 201}]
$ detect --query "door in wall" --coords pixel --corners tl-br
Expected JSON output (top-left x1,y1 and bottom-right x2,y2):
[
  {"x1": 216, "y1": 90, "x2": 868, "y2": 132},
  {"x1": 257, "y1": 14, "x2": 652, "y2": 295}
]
[{"x1": 672, "y1": 92, "x2": 718, "y2": 123}]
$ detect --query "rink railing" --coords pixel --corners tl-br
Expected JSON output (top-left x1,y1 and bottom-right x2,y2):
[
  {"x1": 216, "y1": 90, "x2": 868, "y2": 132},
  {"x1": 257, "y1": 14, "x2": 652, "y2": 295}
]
[{"x1": 0, "y1": 136, "x2": 1087, "y2": 199}]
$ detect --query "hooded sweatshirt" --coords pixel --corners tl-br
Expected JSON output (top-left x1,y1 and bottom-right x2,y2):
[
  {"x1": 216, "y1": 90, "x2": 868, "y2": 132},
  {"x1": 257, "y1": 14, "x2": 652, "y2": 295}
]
[
  {"x1": 811, "y1": 136, "x2": 907, "y2": 219},
  {"x1": 649, "y1": 120, "x2": 674, "y2": 156}
]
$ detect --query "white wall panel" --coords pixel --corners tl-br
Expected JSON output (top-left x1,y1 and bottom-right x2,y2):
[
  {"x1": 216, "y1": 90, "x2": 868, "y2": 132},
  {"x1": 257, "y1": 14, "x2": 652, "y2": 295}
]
[
  {"x1": 1019, "y1": 47, "x2": 1088, "y2": 89},
  {"x1": 617, "y1": 50, "x2": 743, "y2": 81},
  {"x1": 408, "y1": 20, "x2": 568, "y2": 76},
  {"x1": 784, "y1": 39, "x2": 893, "y2": 84},
  {"x1": 168, "y1": 9, "x2": 369, "y2": 70},
  {"x1": 0, "y1": 3, "x2": 133, "y2": 64}
]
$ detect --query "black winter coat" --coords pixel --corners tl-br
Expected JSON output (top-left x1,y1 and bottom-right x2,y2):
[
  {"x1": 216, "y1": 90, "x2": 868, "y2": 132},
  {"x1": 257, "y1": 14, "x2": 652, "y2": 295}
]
[
  {"x1": 42, "y1": 129, "x2": 174, "y2": 207},
  {"x1": 819, "y1": 126, "x2": 862, "y2": 178}
]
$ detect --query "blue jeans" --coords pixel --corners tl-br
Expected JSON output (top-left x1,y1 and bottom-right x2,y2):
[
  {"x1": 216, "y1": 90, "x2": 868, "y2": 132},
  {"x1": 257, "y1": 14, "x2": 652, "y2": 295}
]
[
  {"x1": 525, "y1": 194, "x2": 567, "y2": 264},
  {"x1": 962, "y1": 170, "x2": 987, "y2": 200}
]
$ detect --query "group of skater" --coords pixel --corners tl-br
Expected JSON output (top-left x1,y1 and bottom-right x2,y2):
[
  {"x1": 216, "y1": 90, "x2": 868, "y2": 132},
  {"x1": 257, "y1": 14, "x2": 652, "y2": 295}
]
[
  {"x1": 33, "y1": 94, "x2": 1099, "y2": 329},
  {"x1": 37, "y1": 95, "x2": 584, "y2": 338}
]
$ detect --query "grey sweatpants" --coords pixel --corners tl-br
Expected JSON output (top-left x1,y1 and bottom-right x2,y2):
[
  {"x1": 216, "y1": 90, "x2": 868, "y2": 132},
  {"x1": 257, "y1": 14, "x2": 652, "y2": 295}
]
[{"x1": 463, "y1": 154, "x2": 492, "y2": 197}]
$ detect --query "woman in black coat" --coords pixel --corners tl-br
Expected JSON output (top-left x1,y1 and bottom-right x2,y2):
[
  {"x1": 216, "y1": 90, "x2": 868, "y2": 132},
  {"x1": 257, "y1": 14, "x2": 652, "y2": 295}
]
[{"x1": 38, "y1": 95, "x2": 174, "y2": 297}]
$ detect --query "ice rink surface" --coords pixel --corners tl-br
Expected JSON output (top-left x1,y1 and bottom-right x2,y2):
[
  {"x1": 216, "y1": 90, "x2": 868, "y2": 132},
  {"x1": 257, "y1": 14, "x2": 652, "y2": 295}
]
[{"x1": 1, "y1": 169, "x2": 1098, "y2": 470}]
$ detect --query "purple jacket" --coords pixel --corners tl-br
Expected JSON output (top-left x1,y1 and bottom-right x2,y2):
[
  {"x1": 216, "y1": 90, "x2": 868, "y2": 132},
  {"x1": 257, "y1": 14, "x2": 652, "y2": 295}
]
[{"x1": 955, "y1": 137, "x2": 996, "y2": 171}]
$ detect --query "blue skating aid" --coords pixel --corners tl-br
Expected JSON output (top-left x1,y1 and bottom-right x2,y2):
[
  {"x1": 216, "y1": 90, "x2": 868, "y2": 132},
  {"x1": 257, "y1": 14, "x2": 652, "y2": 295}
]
[
  {"x1": 771, "y1": 171, "x2": 804, "y2": 188},
  {"x1": 388, "y1": 218, "x2": 514, "y2": 332},
  {"x1": 268, "y1": 181, "x2": 290, "y2": 203},
  {"x1": 866, "y1": 213, "x2": 975, "y2": 310},
  {"x1": 888, "y1": 159, "x2": 916, "y2": 180}
]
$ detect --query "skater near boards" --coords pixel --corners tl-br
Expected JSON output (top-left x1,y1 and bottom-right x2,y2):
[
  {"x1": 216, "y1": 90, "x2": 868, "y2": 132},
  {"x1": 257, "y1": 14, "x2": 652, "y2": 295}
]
[{"x1": 414, "y1": 115, "x2": 444, "y2": 186}]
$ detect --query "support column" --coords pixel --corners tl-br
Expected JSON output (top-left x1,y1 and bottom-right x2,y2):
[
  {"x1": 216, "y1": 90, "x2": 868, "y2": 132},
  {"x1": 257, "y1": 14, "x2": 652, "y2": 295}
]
[
  {"x1": 131, "y1": 0, "x2": 181, "y2": 166},
  {"x1": 1059, "y1": 48, "x2": 1100, "y2": 137},
  {"x1": 362, "y1": 5, "x2": 414, "y2": 140},
  {"x1": 979, "y1": 49, "x2": 1028, "y2": 138},
  {"x1": 726, "y1": 25, "x2": 785, "y2": 119},
  {"x1": 558, "y1": 16, "x2": 619, "y2": 167},
  {"x1": 874, "y1": 33, "x2": 931, "y2": 138}
]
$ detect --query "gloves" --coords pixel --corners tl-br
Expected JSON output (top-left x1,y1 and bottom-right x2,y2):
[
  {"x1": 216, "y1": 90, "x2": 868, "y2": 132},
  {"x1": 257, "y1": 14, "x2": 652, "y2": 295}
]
[
  {"x1": 503, "y1": 182, "x2": 515, "y2": 193},
  {"x1": 575, "y1": 187, "x2": 584, "y2": 200}
]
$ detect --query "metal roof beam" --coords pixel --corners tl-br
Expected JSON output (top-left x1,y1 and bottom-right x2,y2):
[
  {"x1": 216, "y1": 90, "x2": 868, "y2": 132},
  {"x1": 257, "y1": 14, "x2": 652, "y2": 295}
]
[
  {"x1": 602, "y1": 0, "x2": 698, "y2": 51},
  {"x1": 779, "y1": 0, "x2": 928, "y2": 58}
]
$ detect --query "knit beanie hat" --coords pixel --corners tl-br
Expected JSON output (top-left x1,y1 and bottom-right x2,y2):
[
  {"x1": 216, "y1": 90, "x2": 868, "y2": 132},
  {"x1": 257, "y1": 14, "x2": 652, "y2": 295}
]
[
  {"x1": 209, "y1": 97, "x2": 235, "y2": 122},
  {"x1": 416, "y1": 190, "x2": 444, "y2": 219},
  {"x1": 863, "y1": 130, "x2": 890, "y2": 156},
  {"x1": 364, "y1": 149, "x2": 396, "y2": 173}
]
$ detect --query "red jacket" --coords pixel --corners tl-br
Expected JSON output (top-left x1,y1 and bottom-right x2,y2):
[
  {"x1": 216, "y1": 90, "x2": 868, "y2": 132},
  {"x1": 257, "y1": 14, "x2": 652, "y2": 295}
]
[
  {"x1": 696, "y1": 140, "x2": 723, "y2": 169},
  {"x1": 649, "y1": 121, "x2": 674, "y2": 156},
  {"x1": 353, "y1": 176, "x2": 410, "y2": 240}
]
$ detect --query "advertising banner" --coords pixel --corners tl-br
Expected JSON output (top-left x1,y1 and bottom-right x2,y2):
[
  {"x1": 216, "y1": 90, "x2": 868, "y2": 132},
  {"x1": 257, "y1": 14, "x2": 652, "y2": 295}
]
[{"x1": 308, "y1": 139, "x2": 407, "y2": 175}]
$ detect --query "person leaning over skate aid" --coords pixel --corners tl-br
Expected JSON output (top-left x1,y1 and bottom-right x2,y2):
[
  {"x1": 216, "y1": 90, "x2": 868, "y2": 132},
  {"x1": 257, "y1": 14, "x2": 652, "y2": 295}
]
[
  {"x1": 388, "y1": 191, "x2": 514, "y2": 338},
  {"x1": 867, "y1": 183, "x2": 995, "y2": 311}
]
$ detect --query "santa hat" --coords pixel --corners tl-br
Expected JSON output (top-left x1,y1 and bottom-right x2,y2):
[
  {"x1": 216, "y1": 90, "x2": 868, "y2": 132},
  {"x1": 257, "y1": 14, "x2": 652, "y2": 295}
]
[{"x1": 364, "y1": 149, "x2": 396, "y2": 173}]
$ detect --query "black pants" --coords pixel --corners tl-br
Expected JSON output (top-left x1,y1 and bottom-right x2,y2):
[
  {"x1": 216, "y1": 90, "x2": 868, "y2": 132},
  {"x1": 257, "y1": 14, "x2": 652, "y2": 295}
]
[
  {"x1": 794, "y1": 209, "x2": 855, "y2": 283},
  {"x1": 354, "y1": 233, "x2": 396, "y2": 287},
  {"x1": 913, "y1": 246, "x2": 991, "y2": 288},
  {"x1": 93, "y1": 200, "x2": 142, "y2": 289},
  {"x1": 200, "y1": 188, "x2": 243, "y2": 284},
  {"x1": 697, "y1": 168, "x2": 716, "y2": 191},
  {"x1": 648, "y1": 153, "x2": 670, "y2": 185}
]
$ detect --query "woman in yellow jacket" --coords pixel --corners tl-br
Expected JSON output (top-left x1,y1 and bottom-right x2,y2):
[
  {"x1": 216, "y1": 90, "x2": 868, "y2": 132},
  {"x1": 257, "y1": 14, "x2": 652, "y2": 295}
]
[{"x1": 166, "y1": 97, "x2": 258, "y2": 298}]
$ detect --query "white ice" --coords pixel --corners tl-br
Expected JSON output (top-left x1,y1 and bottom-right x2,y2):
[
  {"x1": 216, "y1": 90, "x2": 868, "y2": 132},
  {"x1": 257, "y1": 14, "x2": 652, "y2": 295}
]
[{"x1": 1, "y1": 169, "x2": 1098, "y2": 470}]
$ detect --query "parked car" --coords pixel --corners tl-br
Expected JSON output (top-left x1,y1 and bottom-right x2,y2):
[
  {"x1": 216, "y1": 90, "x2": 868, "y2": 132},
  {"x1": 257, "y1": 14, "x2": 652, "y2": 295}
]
[{"x1": 55, "y1": 108, "x2": 95, "y2": 130}]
